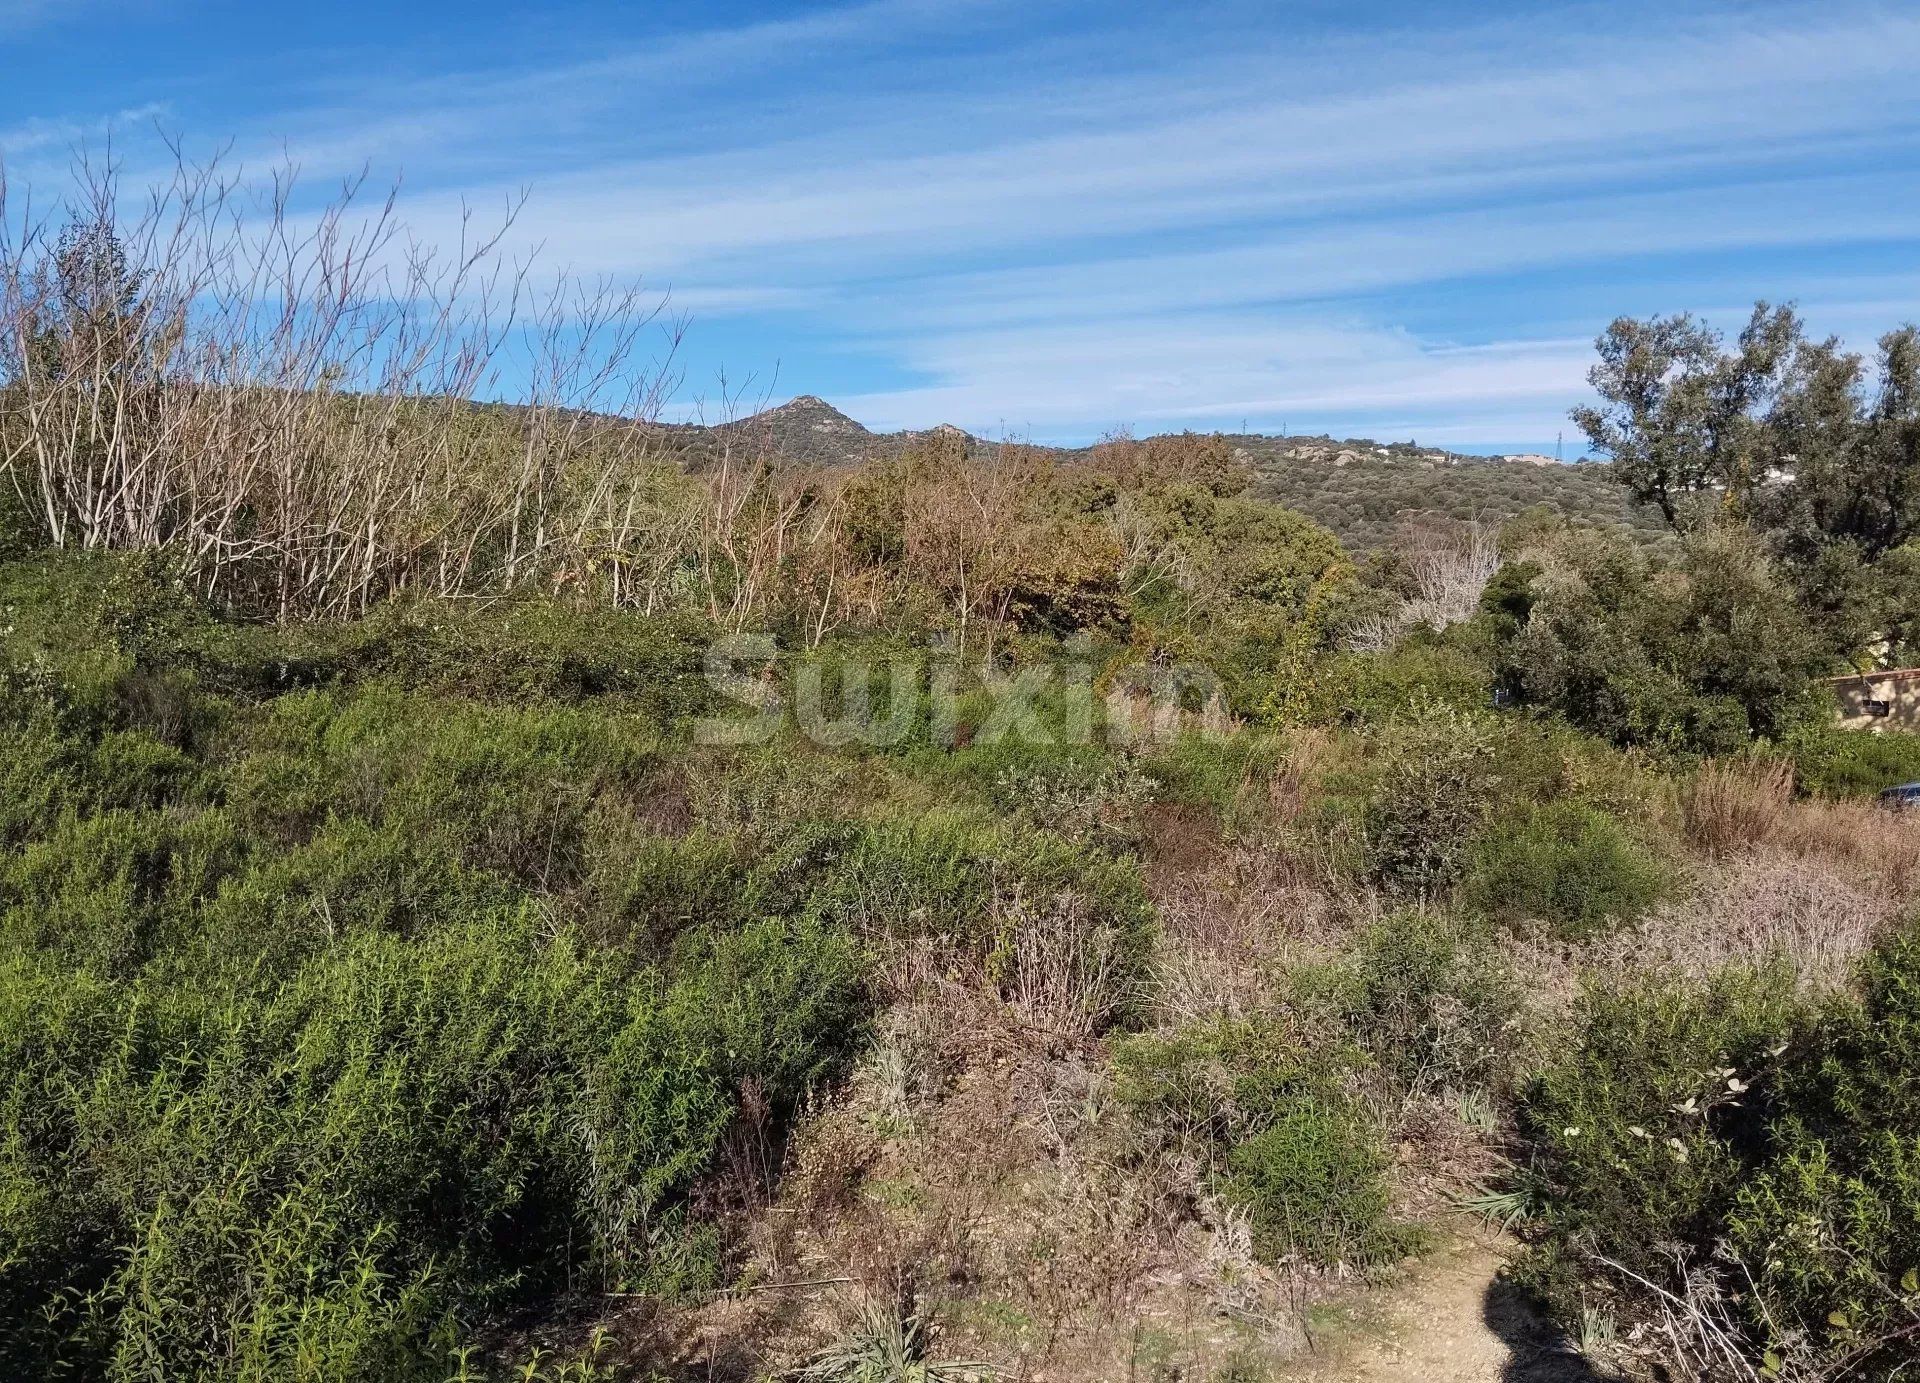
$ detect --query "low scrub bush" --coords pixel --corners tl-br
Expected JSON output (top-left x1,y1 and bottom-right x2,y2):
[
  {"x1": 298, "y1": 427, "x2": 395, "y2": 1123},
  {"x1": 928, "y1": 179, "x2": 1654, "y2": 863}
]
[
  {"x1": 343, "y1": 601, "x2": 718, "y2": 722},
  {"x1": 1299, "y1": 910, "x2": 1522, "y2": 1098},
  {"x1": 812, "y1": 812, "x2": 1154, "y2": 979},
  {"x1": 1724, "y1": 923, "x2": 1920, "y2": 1375},
  {"x1": 1301, "y1": 643, "x2": 1492, "y2": 727},
  {"x1": 0, "y1": 912, "x2": 867, "y2": 1379},
  {"x1": 1135, "y1": 730, "x2": 1292, "y2": 831},
  {"x1": 191, "y1": 819, "x2": 514, "y2": 983},
  {"x1": 0, "y1": 713, "x2": 207, "y2": 846},
  {"x1": 1518, "y1": 924, "x2": 1920, "y2": 1377},
  {"x1": 1112, "y1": 1017, "x2": 1412, "y2": 1270},
  {"x1": 1354, "y1": 703, "x2": 1504, "y2": 897},
  {"x1": 227, "y1": 690, "x2": 656, "y2": 886},
  {"x1": 585, "y1": 826, "x2": 759, "y2": 950},
  {"x1": 1461, "y1": 801, "x2": 1672, "y2": 939},
  {"x1": 0, "y1": 807, "x2": 242, "y2": 975},
  {"x1": 1512, "y1": 966, "x2": 1805, "y2": 1361},
  {"x1": 1223, "y1": 1096, "x2": 1418, "y2": 1269},
  {"x1": 1111, "y1": 1016, "x2": 1334, "y2": 1150}
]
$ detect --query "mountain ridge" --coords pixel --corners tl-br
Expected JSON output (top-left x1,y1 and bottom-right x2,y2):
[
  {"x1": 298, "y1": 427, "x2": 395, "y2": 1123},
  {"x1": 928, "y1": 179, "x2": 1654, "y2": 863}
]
[
  {"x1": 703, "y1": 394, "x2": 1583, "y2": 471},
  {"x1": 652, "y1": 395, "x2": 1660, "y2": 547}
]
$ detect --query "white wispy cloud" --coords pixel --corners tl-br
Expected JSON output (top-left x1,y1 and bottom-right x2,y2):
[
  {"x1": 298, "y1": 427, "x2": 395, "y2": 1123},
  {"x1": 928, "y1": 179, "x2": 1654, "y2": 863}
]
[
  {"x1": 834, "y1": 316, "x2": 1595, "y2": 441},
  {"x1": 12, "y1": 0, "x2": 1920, "y2": 444},
  {"x1": 349, "y1": 2, "x2": 1920, "y2": 276}
]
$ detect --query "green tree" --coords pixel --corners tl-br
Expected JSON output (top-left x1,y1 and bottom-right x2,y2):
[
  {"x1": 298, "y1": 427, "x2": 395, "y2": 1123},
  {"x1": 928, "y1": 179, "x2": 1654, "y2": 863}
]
[
  {"x1": 1574, "y1": 303, "x2": 1920, "y2": 663},
  {"x1": 1572, "y1": 303, "x2": 1799, "y2": 531},
  {"x1": 1495, "y1": 527, "x2": 1832, "y2": 753}
]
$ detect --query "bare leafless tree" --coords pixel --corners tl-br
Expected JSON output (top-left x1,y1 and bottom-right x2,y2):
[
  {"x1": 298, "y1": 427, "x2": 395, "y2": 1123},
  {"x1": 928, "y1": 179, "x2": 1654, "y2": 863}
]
[
  {"x1": 0, "y1": 147, "x2": 685, "y2": 617},
  {"x1": 1344, "y1": 518, "x2": 1500, "y2": 651}
]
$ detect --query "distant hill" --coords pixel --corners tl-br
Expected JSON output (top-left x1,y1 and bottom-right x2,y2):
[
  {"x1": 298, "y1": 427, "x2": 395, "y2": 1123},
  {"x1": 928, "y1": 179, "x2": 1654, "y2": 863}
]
[
  {"x1": 1237, "y1": 438, "x2": 1668, "y2": 549},
  {"x1": 668, "y1": 395, "x2": 986, "y2": 468},
  {"x1": 660, "y1": 397, "x2": 1668, "y2": 549}
]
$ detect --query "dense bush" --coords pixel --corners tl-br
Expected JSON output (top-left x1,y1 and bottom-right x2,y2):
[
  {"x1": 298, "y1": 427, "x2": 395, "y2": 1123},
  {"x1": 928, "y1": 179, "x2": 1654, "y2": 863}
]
[
  {"x1": 1513, "y1": 966, "x2": 1804, "y2": 1317},
  {"x1": 1725, "y1": 924, "x2": 1920, "y2": 1375},
  {"x1": 0, "y1": 560, "x2": 893, "y2": 1375},
  {"x1": 1515, "y1": 923, "x2": 1920, "y2": 1376},
  {"x1": 0, "y1": 806, "x2": 242, "y2": 974},
  {"x1": 1460, "y1": 800, "x2": 1672, "y2": 938},
  {"x1": 1223, "y1": 1097, "x2": 1417, "y2": 1269},
  {"x1": 1496, "y1": 528, "x2": 1836, "y2": 754},
  {"x1": 0, "y1": 914, "x2": 865, "y2": 1379},
  {"x1": 1112, "y1": 1016, "x2": 1412, "y2": 1270},
  {"x1": 1353, "y1": 703, "x2": 1503, "y2": 897},
  {"x1": 1789, "y1": 723, "x2": 1920, "y2": 797},
  {"x1": 1301, "y1": 910, "x2": 1521, "y2": 1098},
  {"x1": 1301, "y1": 642, "x2": 1492, "y2": 726}
]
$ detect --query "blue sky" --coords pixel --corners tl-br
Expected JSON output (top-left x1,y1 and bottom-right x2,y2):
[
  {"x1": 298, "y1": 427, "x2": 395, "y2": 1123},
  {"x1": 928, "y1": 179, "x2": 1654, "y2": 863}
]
[{"x1": 6, "y1": 0, "x2": 1920, "y2": 451}]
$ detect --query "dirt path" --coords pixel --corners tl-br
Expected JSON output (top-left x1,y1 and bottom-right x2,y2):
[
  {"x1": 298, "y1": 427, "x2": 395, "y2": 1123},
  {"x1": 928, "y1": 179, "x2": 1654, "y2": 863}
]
[{"x1": 1283, "y1": 1235, "x2": 1606, "y2": 1383}]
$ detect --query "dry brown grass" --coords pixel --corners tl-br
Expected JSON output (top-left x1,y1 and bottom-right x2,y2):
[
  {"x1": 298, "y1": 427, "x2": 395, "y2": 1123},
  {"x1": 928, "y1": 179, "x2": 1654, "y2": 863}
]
[
  {"x1": 1681, "y1": 757, "x2": 1920, "y2": 889},
  {"x1": 1767, "y1": 796, "x2": 1920, "y2": 895},
  {"x1": 1600, "y1": 848, "x2": 1900, "y2": 993},
  {"x1": 1681, "y1": 758, "x2": 1795, "y2": 856},
  {"x1": 1145, "y1": 839, "x2": 1366, "y2": 1027},
  {"x1": 996, "y1": 891, "x2": 1132, "y2": 1045}
]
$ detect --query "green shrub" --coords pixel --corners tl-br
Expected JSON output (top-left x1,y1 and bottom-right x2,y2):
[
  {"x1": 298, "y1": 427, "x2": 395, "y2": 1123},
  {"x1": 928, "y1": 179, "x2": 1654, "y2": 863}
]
[
  {"x1": 1513, "y1": 966, "x2": 1804, "y2": 1320},
  {"x1": 989, "y1": 754, "x2": 1153, "y2": 852},
  {"x1": 189, "y1": 818, "x2": 512, "y2": 984},
  {"x1": 1303, "y1": 643, "x2": 1492, "y2": 727},
  {"x1": 1725, "y1": 923, "x2": 1920, "y2": 1373},
  {"x1": 0, "y1": 714, "x2": 207, "y2": 846},
  {"x1": 585, "y1": 826, "x2": 757, "y2": 949},
  {"x1": 1223, "y1": 1096, "x2": 1417, "y2": 1269},
  {"x1": 1788, "y1": 723, "x2": 1920, "y2": 798},
  {"x1": 1299, "y1": 910, "x2": 1521, "y2": 1097},
  {"x1": 1460, "y1": 801, "x2": 1672, "y2": 938},
  {"x1": 1112, "y1": 1017, "x2": 1411, "y2": 1270},
  {"x1": 1516, "y1": 926, "x2": 1920, "y2": 1376},
  {"x1": 227, "y1": 690, "x2": 656, "y2": 885},
  {"x1": 0, "y1": 911, "x2": 867, "y2": 1379},
  {"x1": 0, "y1": 807, "x2": 242, "y2": 975},
  {"x1": 1495, "y1": 528, "x2": 1834, "y2": 755},
  {"x1": 1135, "y1": 730, "x2": 1287, "y2": 826},
  {"x1": 811, "y1": 812, "x2": 1153, "y2": 971},
  {"x1": 353, "y1": 600, "x2": 718, "y2": 722},
  {"x1": 1354, "y1": 703, "x2": 1504, "y2": 897},
  {"x1": 1111, "y1": 1016, "x2": 1338, "y2": 1150}
]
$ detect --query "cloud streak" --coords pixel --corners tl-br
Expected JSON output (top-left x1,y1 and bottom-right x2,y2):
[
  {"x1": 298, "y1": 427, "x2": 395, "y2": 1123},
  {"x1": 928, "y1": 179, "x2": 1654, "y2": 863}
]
[{"x1": 10, "y1": 0, "x2": 1920, "y2": 446}]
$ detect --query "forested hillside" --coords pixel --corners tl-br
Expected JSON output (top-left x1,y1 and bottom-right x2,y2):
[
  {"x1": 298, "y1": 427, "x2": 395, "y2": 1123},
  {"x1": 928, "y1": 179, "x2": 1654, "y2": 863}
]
[
  {"x1": 655, "y1": 398, "x2": 1671, "y2": 553},
  {"x1": 1247, "y1": 448, "x2": 1667, "y2": 550}
]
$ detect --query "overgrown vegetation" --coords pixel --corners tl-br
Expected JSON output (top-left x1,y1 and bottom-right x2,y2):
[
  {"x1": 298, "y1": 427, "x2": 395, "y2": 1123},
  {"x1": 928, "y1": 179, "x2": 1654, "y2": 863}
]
[{"x1": 0, "y1": 161, "x2": 1917, "y2": 1380}]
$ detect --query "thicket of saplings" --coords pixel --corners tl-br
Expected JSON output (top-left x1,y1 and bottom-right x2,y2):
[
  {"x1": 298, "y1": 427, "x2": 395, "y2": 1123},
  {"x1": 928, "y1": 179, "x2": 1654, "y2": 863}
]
[{"x1": 2, "y1": 177, "x2": 1920, "y2": 1377}]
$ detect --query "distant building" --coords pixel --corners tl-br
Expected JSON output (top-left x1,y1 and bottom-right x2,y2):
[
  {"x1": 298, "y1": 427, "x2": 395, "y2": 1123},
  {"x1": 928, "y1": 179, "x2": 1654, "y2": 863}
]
[{"x1": 1829, "y1": 667, "x2": 1920, "y2": 731}]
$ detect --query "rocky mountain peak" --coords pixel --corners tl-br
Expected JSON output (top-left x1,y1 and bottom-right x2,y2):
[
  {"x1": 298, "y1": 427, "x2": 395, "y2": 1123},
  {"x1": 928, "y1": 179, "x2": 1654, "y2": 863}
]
[{"x1": 758, "y1": 395, "x2": 868, "y2": 436}]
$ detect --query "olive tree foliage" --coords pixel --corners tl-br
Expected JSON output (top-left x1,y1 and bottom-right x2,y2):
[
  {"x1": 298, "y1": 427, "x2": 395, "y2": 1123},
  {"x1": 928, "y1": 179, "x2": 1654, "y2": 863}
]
[
  {"x1": 1575, "y1": 303, "x2": 1920, "y2": 554},
  {"x1": 1494, "y1": 526, "x2": 1834, "y2": 754},
  {"x1": 1574, "y1": 303, "x2": 1920, "y2": 663}
]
